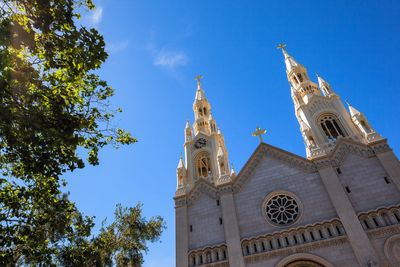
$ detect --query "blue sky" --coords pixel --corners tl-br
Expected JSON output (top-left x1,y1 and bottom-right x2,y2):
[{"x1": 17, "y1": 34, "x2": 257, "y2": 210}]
[{"x1": 67, "y1": 1, "x2": 400, "y2": 266}]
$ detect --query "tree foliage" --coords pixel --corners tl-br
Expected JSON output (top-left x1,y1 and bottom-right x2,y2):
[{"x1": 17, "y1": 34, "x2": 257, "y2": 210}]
[{"x1": 0, "y1": 0, "x2": 164, "y2": 265}]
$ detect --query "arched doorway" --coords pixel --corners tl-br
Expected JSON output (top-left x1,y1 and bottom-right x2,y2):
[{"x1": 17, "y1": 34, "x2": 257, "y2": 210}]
[
  {"x1": 276, "y1": 253, "x2": 334, "y2": 267},
  {"x1": 285, "y1": 259, "x2": 324, "y2": 267}
]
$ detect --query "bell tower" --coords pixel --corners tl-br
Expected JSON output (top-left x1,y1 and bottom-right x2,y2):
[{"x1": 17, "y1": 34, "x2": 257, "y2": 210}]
[
  {"x1": 176, "y1": 76, "x2": 234, "y2": 192},
  {"x1": 278, "y1": 45, "x2": 382, "y2": 158}
]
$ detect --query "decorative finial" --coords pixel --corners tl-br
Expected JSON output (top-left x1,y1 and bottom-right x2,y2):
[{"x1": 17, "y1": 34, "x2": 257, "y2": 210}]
[
  {"x1": 315, "y1": 72, "x2": 319, "y2": 77},
  {"x1": 345, "y1": 99, "x2": 351, "y2": 106},
  {"x1": 252, "y1": 126, "x2": 267, "y2": 143},
  {"x1": 195, "y1": 75, "x2": 203, "y2": 88}
]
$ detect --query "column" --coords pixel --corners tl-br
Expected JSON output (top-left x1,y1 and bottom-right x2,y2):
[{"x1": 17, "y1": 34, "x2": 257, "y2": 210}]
[
  {"x1": 220, "y1": 192, "x2": 245, "y2": 267},
  {"x1": 318, "y1": 166, "x2": 381, "y2": 266},
  {"x1": 175, "y1": 198, "x2": 189, "y2": 267}
]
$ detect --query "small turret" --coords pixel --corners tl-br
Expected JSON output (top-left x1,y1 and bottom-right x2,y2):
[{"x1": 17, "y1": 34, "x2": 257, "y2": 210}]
[
  {"x1": 230, "y1": 164, "x2": 236, "y2": 178},
  {"x1": 346, "y1": 101, "x2": 382, "y2": 142},
  {"x1": 317, "y1": 74, "x2": 335, "y2": 96},
  {"x1": 176, "y1": 154, "x2": 186, "y2": 189},
  {"x1": 185, "y1": 121, "x2": 192, "y2": 142}
]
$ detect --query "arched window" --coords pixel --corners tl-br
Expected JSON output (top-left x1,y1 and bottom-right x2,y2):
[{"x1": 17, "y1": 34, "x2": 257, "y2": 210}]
[
  {"x1": 203, "y1": 107, "x2": 207, "y2": 115},
  {"x1": 178, "y1": 175, "x2": 183, "y2": 187},
  {"x1": 319, "y1": 114, "x2": 346, "y2": 141},
  {"x1": 291, "y1": 75, "x2": 299, "y2": 85},
  {"x1": 297, "y1": 73, "x2": 304, "y2": 82},
  {"x1": 196, "y1": 153, "x2": 212, "y2": 178},
  {"x1": 219, "y1": 162, "x2": 225, "y2": 175},
  {"x1": 198, "y1": 108, "x2": 203, "y2": 116}
]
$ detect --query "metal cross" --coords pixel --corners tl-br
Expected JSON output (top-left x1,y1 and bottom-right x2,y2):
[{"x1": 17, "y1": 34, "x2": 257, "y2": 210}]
[
  {"x1": 277, "y1": 43, "x2": 286, "y2": 50},
  {"x1": 252, "y1": 127, "x2": 267, "y2": 143},
  {"x1": 195, "y1": 75, "x2": 203, "y2": 87}
]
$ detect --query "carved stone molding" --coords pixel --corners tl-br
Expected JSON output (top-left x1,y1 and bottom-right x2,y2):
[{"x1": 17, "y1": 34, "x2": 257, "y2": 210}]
[
  {"x1": 174, "y1": 195, "x2": 187, "y2": 208},
  {"x1": 369, "y1": 139, "x2": 391, "y2": 154},
  {"x1": 187, "y1": 180, "x2": 219, "y2": 206},
  {"x1": 244, "y1": 236, "x2": 347, "y2": 264},
  {"x1": 313, "y1": 138, "x2": 376, "y2": 169},
  {"x1": 241, "y1": 218, "x2": 342, "y2": 243}
]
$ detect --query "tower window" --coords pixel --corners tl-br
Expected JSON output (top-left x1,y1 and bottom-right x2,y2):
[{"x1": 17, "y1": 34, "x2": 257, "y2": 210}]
[
  {"x1": 196, "y1": 153, "x2": 212, "y2": 178},
  {"x1": 216, "y1": 199, "x2": 220, "y2": 206},
  {"x1": 219, "y1": 162, "x2": 226, "y2": 175},
  {"x1": 203, "y1": 107, "x2": 207, "y2": 115},
  {"x1": 219, "y1": 217, "x2": 223, "y2": 224},
  {"x1": 198, "y1": 108, "x2": 203, "y2": 116},
  {"x1": 190, "y1": 225, "x2": 193, "y2": 232},
  {"x1": 345, "y1": 186, "x2": 351, "y2": 193},
  {"x1": 297, "y1": 73, "x2": 303, "y2": 82},
  {"x1": 384, "y1": 176, "x2": 391, "y2": 184},
  {"x1": 319, "y1": 114, "x2": 347, "y2": 141},
  {"x1": 292, "y1": 75, "x2": 298, "y2": 85},
  {"x1": 336, "y1": 168, "x2": 342, "y2": 174}
]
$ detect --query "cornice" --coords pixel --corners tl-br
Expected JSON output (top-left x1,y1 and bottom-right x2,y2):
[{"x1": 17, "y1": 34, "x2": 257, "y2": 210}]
[
  {"x1": 178, "y1": 140, "x2": 394, "y2": 205},
  {"x1": 357, "y1": 204, "x2": 400, "y2": 217},
  {"x1": 312, "y1": 137, "x2": 376, "y2": 169}
]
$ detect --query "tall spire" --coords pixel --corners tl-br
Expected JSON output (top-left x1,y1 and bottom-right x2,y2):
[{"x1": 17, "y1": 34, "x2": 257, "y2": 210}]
[
  {"x1": 195, "y1": 75, "x2": 205, "y2": 100},
  {"x1": 278, "y1": 44, "x2": 320, "y2": 102},
  {"x1": 345, "y1": 101, "x2": 382, "y2": 141},
  {"x1": 192, "y1": 75, "x2": 213, "y2": 135},
  {"x1": 277, "y1": 43, "x2": 299, "y2": 72}
]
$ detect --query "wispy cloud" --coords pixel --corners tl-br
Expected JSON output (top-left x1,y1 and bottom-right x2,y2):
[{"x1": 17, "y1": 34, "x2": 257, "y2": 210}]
[
  {"x1": 154, "y1": 50, "x2": 189, "y2": 69},
  {"x1": 88, "y1": 6, "x2": 103, "y2": 26},
  {"x1": 107, "y1": 41, "x2": 130, "y2": 54}
]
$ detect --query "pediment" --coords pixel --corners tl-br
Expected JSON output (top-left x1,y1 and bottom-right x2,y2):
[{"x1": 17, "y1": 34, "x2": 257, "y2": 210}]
[{"x1": 232, "y1": 143, "x2": 316, "y2": 193}]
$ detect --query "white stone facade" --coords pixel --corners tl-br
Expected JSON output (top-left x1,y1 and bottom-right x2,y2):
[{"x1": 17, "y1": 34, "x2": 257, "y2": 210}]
[{"x1": 174, "y1": 49, "x2": 400, "y2": 267}]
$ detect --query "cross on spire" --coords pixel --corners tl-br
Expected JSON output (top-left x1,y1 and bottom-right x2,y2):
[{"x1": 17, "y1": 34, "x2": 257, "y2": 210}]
[
  {"x1": 195, "y1": 75, "x2": 203, "y2": 88},
  {"x1": 277, "y1": 43, "x2": 287, "y2": 50},
  {"x1": 252, "y1": 127, "x2": 267, "y2": 143}
]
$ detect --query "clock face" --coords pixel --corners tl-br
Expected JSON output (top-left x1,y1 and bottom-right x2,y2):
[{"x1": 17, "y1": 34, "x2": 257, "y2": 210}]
[{"x1": 194, "y1": 138, "x2": 207, "y2": 149}]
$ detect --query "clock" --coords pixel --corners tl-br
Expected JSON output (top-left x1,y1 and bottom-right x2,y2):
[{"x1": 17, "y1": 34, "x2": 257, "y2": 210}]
[{"x1": 194, "y1": 138, "x2": 207, "y2": 149}]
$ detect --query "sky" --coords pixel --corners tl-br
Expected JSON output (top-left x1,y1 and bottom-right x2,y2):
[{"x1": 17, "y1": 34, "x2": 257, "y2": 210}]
[{"x1": 67, "y1": 1, "x2": 400, "y2": 266}]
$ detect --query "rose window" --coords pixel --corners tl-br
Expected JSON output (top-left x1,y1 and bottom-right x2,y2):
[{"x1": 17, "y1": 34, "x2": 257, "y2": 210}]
[{"x1": 265, "y1": 194, "x2": 300, "y2": 226}]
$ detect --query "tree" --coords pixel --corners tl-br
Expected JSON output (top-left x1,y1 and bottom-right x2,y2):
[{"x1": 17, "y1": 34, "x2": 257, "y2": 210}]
[{"x1": 0, "y1": 0, "x2": 165, "y2": 265}]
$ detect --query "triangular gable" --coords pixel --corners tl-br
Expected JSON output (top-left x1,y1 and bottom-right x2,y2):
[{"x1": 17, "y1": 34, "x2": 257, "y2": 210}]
[{"x1": 232, "y1": 143, "x2": 316, "y2": 193}]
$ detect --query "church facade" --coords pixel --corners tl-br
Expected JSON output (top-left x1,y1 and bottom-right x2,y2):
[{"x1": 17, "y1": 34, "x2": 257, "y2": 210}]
[{"x1": 174, "y1": 47, "x2": 400, "y2": 267}]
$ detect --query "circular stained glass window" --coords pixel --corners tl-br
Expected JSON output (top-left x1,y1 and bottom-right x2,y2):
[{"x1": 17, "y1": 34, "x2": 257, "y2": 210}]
[{"x1": 264, "y1": 193, "x2": 300, "y2": 226}]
